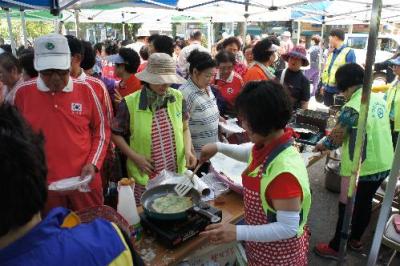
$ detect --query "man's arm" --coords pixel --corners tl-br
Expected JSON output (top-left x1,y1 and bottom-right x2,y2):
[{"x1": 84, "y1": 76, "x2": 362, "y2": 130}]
[
  {"x1": 346, "y1": 49, "x2": 357, "y2": 63},
  {"x1": 86, "y1": 84, "x2": 110, "y2": 171}
]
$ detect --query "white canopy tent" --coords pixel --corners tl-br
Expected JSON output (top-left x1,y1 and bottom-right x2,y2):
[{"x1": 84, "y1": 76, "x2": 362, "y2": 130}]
[
  {"x1": 293, "y1": 0, "x2": 400, "y2": 24},
  {"x1": 63, "y1": 0, "x2": 400, "y2": 26}
]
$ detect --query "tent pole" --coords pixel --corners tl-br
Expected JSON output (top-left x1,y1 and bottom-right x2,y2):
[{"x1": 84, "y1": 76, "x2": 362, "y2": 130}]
[
  {"x1": 121, "y1": 12, "x2": 126, "y2": 41},
  {"x1": 367, "y1": 137, "x2": 400, "y2": 266},
  {"x1": 5, "y1": 8, "x2": 17, "y2": 55},
  {"x1": 122, "y1": 22, "x2": 126, "y2": 41},
  {"x1": 242, "y1": 0, "x2": 249, "y2": 43},
  {"x1": 319, "y1": 16, "x2": 325, "y2": 73},
  {"x1": 297, "y1": 21, "x2": 301, "y2": 45},
  {"x1": 207, "y1": 18, "x2": 212, "y2": 52},
  {"x1": 337, "y1": 0, "x2": 383, "y2": 264},
  {"x1": 348, "y1": 24, "x2": 353, "y2": 34},
  {"x1": 243, "y1": 17, "x2": 248, "y2": 42},
  {"x1": 74, "y1": 9, "x2": 81, "y2": 39},
  {"x1": 20, "y1": 9, "x2": 28, "y2": 47}
]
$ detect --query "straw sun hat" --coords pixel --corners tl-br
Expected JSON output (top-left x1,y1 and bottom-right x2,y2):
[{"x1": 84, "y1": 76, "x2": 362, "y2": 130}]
[{"x1": 135, "y1": 53, "x2": 186, "y2": 85}]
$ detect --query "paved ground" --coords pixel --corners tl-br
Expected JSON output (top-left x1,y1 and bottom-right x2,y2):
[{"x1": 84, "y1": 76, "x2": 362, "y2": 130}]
[{"x1": 307, "y1": 159, "x2": 400, "y2": 266}]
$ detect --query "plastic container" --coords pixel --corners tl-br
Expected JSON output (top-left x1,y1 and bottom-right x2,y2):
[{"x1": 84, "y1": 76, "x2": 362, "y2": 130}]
[
  {"x1": 117, "y1": 180, "x2": 141, "y2": 241},
  {"x1": 213, "y1": 182, "x2": 230, "y2": 205}
]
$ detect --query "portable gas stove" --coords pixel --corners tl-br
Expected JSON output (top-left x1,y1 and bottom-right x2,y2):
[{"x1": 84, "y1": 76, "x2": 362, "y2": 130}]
[{"x1": 140, "y1": 203, "x2": 222, "y2": 248}]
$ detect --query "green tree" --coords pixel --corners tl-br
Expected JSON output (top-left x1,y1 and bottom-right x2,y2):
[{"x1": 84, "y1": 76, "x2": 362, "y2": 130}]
[{"x1": 0, "y1": 20, "x2": 54, "y2": 46}]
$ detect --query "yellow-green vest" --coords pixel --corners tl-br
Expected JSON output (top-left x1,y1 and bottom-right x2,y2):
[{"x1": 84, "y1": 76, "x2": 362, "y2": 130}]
[
  {"x1": 321, "y1": 47, "x2": 352, "y2": 87},
  {"x1": 247, "y1": 145, "x2": 311, "y2": 236},
  {"x1": 341, "y1": 88, "x2": 393, "y2": 177},
  {"x1": 125, "y1": 88, "x2": 187, "y2": 186},
  {"x1": 386, "y1": 79, "x2": 400, "y2": 131}
]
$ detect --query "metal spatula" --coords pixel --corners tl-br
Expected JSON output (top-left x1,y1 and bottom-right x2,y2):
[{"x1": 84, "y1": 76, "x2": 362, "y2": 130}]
[{"x1": 174, "y1": 164, "x2": 202, "y2": 197}]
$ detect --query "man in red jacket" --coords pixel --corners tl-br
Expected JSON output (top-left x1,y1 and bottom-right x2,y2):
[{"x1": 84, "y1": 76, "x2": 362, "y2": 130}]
[{"x1": 14, "y1": 33, "x2": 110, "y2": 212}]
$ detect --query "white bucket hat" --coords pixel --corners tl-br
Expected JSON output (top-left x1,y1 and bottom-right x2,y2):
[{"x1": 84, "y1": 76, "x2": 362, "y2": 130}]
[
  {"x1": 135, "y1": 53, "x2": 186, "y2": 84},
  {"x1": 34, "y1": 33, "x2": 71, "y2": 71}
]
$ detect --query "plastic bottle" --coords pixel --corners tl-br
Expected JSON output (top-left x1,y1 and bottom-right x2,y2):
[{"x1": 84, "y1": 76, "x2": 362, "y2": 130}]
[{"x1": 117, "y1": 179, "x2": 141, "y2": 241}]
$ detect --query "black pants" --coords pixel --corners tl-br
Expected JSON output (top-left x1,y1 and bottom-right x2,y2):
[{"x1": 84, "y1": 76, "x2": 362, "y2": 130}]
[
  {"x1": 324, "y1": 91, "x2": 335, "y2": 107},
  {"x1": 390, "y1": 120, "x2": 399, "y2": 150},
  {"x1": 329, "y1": 178, "x2": 384, "y2": 251}
]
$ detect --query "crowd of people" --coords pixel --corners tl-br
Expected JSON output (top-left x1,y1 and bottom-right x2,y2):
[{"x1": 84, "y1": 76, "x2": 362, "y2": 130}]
[{"x1": 0, "y1": 26, "x2": 400, "y2": 266}]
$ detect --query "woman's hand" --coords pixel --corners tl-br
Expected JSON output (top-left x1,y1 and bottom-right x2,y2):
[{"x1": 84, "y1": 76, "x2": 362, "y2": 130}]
[
  {"x1": 199, "y1": 223, "x2": 237, "y2": 245},
  {"x1": 132, "y1": 154, "x2": 154, "y2": 175},
  {"x1": 185, "y1": 152, "x2": 197, "y2": 169},
  {"x1": 313, "y1": 142, "x2": 326, "y2": 152},
  {"x1": 199, "y1": 143, "x2": 218, "y2": 164}
]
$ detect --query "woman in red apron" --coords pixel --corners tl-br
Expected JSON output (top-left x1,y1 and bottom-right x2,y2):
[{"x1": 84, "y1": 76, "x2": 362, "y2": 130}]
[{"x1": 200, "y1": 80, "x2": 311, "y2": 265}]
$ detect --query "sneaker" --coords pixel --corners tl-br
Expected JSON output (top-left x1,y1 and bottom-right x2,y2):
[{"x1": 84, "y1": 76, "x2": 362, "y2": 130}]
[
  {"x1": 348, "y1": 239, "x2": 364, "y2": 252},
  {"x1": 314, "y1": 243, "x2": 339, "y2": 261}
]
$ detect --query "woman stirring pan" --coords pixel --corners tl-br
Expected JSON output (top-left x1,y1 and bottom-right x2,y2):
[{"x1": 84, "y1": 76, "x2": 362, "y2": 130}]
[
  {"x1": 199, "y1": 80, "x2": 311, "y2": 265},
  {"x1": 112, "y1": 53, "x2": 197, "y2": 204}
]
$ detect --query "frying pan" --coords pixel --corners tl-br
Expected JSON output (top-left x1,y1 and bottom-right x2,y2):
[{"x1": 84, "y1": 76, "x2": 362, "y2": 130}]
[{"x1": 141, "y1": 184, "x2": 201, "y2": 221}]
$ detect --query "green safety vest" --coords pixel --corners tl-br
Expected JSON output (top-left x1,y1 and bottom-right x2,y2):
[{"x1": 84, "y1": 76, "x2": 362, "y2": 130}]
[
  {"x1": 340, "y1": 88, "x2": 393, "y2": 177},
  {"x1": 125, "y1": 88, "x2": 187, "y2": 186},
  {"x1": 247, "y1": 145, "x2": 311, "y2": 236},
  {"x1": 321, "y1": 47, "x2": 352, "y2": 87},
  {"x1": 386, "y1": 80, "x2": 400, "y2": 131}
]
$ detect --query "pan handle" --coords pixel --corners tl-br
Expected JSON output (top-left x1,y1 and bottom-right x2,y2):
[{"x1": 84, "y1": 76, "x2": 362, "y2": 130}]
[{"x1": 193, "y1": 206, "x2": 221, "y2": 223}]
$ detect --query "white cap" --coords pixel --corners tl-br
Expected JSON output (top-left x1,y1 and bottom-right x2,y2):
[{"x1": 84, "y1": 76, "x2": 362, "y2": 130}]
[
  {"x1": 282, "y1": 31, "x2": 291, "y2": 37},
  {"x1": 267, "y1": 44, "x2": 280, "y2": 52},
  {"x1": 137, "y1": 28, "x2": 151, "y2": 37},
  {"x1": 34, "y1": 33, "x2": 71, "y2": 71}
]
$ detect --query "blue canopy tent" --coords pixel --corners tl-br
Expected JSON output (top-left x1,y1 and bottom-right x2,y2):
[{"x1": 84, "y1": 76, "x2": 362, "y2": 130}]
[
  {"x1": 0, "y1": 0, "x2": 78, "y2": 54},
  {"x1": 1, "y1": 0, "x2": 78, "y2": 14}
]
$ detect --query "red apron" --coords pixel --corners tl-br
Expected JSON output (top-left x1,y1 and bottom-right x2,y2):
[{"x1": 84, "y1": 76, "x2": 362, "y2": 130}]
[{"x1": 242, "y1": 140, "x2": 310, "y2": 266}]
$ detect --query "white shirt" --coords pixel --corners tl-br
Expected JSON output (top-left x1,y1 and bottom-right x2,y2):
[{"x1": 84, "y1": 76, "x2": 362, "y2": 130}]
[
  {"x1": 4, "y1": 77, "x2": 24, "y2": 105},
  {"x1": 177, "y1": 41, "x2": 208, "y2": 77},
  {"x1": 126, "y1": 41, "x2": 145, "y2": 54}
]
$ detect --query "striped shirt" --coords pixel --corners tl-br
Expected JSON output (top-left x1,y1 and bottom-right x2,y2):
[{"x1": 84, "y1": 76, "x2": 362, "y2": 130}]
[
  {"x1": 151, "y1": 108, "x2": 177, "y2": 177},
  {"x1": 180, "y1": 78, "x2": 220, "y2": 156}
]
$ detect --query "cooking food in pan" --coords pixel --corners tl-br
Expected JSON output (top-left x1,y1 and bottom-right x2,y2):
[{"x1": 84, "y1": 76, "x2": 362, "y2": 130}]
[{"x1": 151, "y1": 193, "x2": 193, "y2": 214}]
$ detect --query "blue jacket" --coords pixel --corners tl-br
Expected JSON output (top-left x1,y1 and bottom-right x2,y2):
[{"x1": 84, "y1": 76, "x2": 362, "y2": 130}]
[{"x1": 0, "y1": 207, "x2": 126, "y2": 266}]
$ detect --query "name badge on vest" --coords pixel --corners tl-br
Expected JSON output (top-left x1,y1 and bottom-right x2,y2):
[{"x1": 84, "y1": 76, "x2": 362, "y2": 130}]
[{"x1": 371, "y1": 102, "x2": 385, "y2": 119}]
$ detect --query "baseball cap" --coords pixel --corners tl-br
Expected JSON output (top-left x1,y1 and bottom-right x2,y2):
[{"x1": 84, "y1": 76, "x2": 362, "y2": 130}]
[
  {"x1": 106, "y1": 54, "x2": 125, "y2": 64},
  {"x1": 34, "y1": 33, "x2": 71, "y2": 71},
  {"x1": 390, "y1": 56, "x2": 400, "y2": 66}
]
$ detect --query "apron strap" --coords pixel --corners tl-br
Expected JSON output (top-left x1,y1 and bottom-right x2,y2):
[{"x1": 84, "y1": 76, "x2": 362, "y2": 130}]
[
  {"x1": 258, "y1": 138, "x2": 294, "y2": 176},
  {"x1": 258, "y1": 138, "x2": 295, "y2": 224}
]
